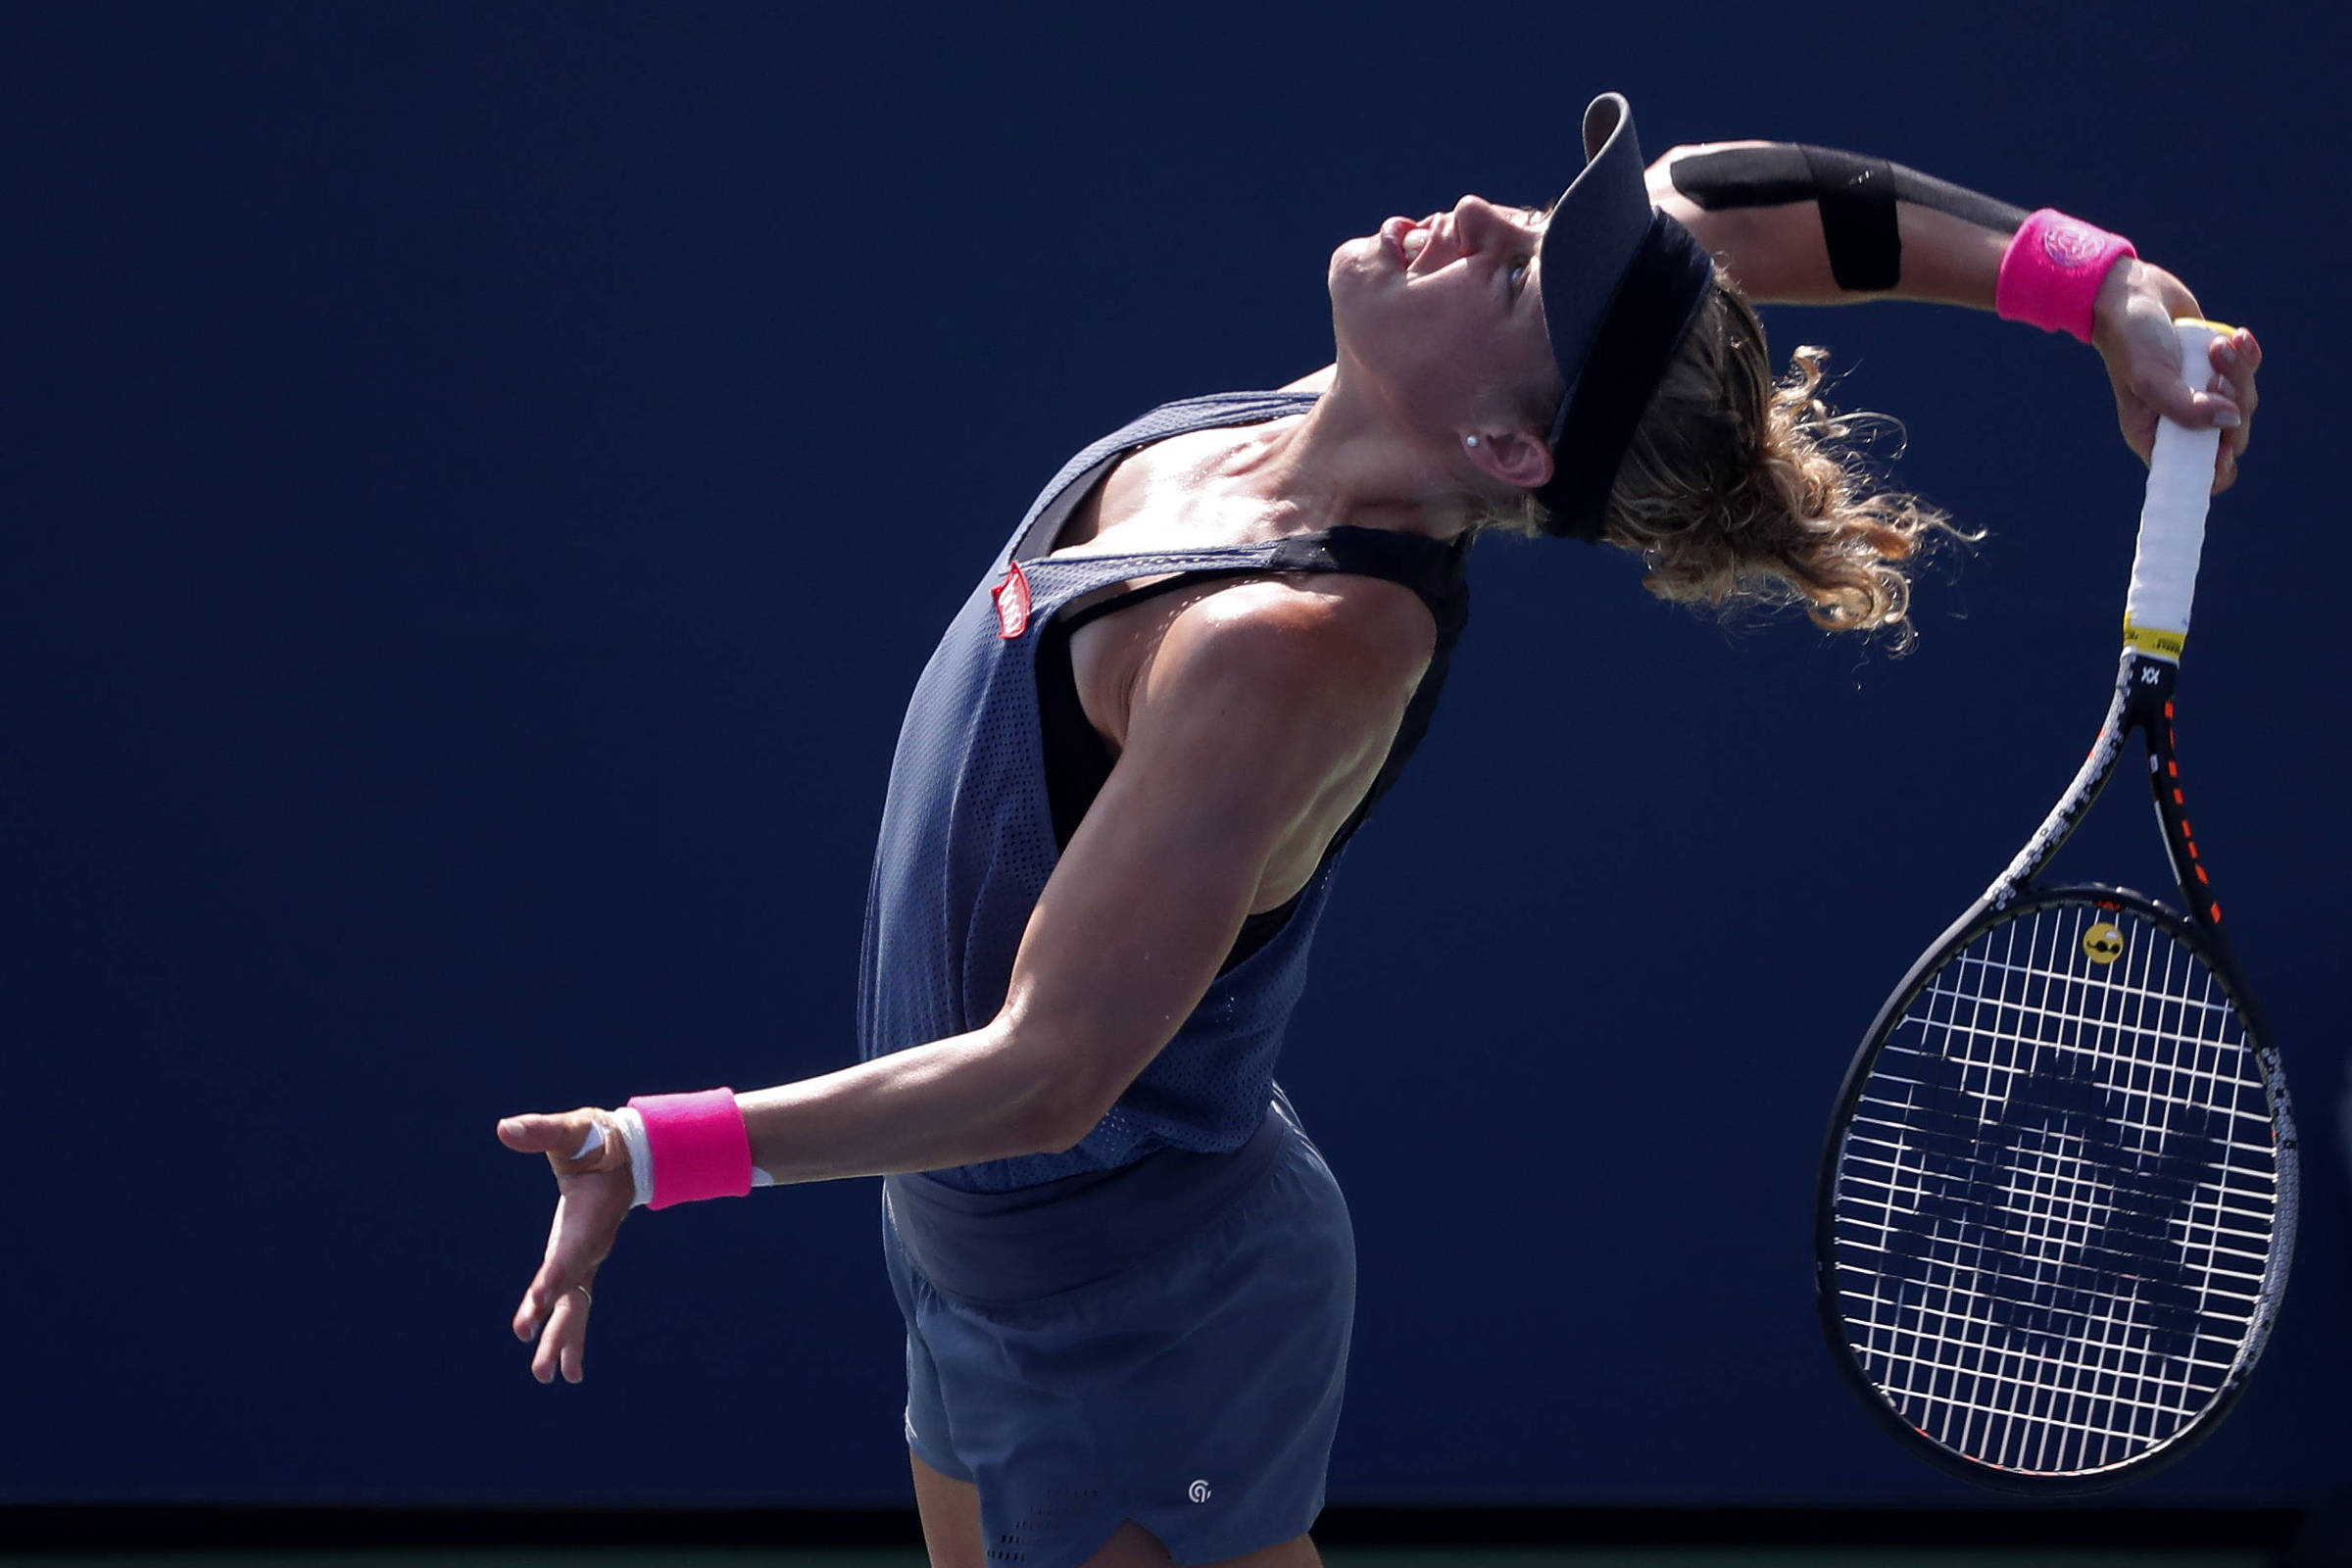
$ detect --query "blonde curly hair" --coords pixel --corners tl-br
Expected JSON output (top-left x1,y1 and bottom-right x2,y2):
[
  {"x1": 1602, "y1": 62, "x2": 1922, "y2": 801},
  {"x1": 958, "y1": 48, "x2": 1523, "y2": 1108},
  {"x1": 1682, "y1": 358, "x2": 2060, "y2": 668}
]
[{"x1": 1487, "y1": 280, "x2": 1966, "y2": 649}]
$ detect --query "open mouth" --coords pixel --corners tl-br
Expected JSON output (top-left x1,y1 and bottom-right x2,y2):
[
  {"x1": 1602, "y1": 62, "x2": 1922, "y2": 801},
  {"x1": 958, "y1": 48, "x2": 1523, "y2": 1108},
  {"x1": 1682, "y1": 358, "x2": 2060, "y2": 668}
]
[{"x1": 1381, "y1": 217, "x2": 1435, "y2": 268}]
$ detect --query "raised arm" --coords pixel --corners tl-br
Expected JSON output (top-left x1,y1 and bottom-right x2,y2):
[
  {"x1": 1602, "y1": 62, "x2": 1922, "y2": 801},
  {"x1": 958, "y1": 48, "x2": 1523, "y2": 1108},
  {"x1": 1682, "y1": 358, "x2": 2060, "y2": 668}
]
[
  {"x1": 1646, "y1": 141, "x2": 2260, "y2": 490},
  {"x1": 1644, "y1": 141, "x2": 2023, "y2": 308}
]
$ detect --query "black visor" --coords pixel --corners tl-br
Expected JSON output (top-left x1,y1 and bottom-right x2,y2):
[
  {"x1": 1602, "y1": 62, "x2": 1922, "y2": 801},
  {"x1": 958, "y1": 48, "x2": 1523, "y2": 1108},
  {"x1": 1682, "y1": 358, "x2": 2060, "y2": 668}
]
[{"x1": 1531, "y1": 94, "x2": 1715, "y2": 541}]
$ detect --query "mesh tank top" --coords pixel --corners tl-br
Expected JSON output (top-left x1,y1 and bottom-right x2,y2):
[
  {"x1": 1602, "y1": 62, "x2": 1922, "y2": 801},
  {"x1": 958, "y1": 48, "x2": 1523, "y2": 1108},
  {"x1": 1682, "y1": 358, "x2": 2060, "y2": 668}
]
[{"x1": 856, "y1": 391, "x2": 1472, "y2": 1192}]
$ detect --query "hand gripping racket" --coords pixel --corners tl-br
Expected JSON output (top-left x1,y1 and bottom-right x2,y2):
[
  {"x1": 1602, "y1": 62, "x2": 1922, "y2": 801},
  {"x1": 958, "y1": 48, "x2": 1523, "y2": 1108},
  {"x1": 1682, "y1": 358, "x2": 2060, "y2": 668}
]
[{"x1": 1816, "y1": 319, "x2": 2297, "y2": 1492}]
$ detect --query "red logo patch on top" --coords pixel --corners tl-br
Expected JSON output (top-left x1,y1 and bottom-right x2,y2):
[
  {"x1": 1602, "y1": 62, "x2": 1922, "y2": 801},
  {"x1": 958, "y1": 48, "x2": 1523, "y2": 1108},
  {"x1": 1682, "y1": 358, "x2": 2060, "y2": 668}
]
[{"x1": 992, "y1": 560, "x2": 1033, "y2": 639}]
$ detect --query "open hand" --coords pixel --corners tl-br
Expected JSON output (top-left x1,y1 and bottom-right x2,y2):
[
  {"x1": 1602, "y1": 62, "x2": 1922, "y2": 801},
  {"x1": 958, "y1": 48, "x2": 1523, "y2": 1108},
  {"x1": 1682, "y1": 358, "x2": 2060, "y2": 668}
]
[
  {"x1": 498, "y1": 1108, "x2": 633, "y2": 1384},
  {"x1": 2092, "y1": 258, "x2": 2260, "y2": 494}
]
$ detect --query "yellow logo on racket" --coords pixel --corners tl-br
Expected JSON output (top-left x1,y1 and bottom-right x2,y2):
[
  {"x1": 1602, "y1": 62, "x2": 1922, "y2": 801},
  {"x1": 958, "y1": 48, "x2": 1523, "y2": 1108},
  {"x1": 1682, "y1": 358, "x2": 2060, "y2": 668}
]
[{"x1": 2082, "y1": 923, "x2": 2124, "y2": 964}]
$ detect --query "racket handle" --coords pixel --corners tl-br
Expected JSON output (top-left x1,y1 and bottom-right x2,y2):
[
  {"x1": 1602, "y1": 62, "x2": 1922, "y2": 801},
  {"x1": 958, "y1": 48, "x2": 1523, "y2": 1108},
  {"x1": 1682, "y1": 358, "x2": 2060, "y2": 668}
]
[{"x1": 2122, "y1": 318, "x2": 2230, "y2": 662}]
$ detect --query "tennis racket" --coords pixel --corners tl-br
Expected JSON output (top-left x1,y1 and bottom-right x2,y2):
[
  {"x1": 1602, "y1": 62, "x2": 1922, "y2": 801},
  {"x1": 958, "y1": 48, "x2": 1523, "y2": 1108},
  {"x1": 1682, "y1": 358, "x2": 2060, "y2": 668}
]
[{"x1": 1816, "y1": 318, "x2": 2297, "y2": 1493}]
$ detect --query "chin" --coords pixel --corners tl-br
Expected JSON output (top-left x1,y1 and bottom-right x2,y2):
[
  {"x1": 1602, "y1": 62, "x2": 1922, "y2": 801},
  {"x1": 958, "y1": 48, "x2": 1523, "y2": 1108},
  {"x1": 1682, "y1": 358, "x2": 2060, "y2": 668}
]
[
  {"x1": 1326, "y1": 239, "x2": 1392, "y2": 343},
  {"x1": 1326, "y1": 236, "x2": 1371, "y2": 298}
]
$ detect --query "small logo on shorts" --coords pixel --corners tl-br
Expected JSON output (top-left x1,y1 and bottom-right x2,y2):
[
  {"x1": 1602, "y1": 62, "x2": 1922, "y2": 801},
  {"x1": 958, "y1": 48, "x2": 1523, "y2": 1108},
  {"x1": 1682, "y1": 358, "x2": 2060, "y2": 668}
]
[
  {"x1": 993, "y1": 561, "x2": 1033, "y2": 639},
  {"x1": 1187, "y1": 1479, "x2": 1212, "y2": 1503}
]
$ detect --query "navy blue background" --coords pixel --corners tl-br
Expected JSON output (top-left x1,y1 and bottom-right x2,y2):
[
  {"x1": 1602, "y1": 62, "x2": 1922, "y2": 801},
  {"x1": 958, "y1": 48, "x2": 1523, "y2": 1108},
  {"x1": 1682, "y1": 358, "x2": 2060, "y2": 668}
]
[{"x1": 8, "y1": 0, "x2": 2346, "y2": 1509}]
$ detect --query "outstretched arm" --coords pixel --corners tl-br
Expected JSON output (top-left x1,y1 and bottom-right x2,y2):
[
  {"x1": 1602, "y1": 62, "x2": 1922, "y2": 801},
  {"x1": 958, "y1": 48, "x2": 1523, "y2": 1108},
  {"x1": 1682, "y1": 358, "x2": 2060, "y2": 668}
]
[
  {"x1": 1647, "y1": 141, "x2": 2260, "y2": 491},
  {"x1": 497, "y1": 577, "x2": 1432, "y2": 1378},
  {"x1": 730, "y1": 579, "x2": 1429, "y2": 1183}
]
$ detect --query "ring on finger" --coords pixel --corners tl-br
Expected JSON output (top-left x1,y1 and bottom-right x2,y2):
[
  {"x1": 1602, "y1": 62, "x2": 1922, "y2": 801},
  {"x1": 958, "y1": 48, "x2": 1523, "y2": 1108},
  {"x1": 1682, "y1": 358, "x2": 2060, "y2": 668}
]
[{"x1": 572, "y1": 1284, "x2": 594, "y2": 1307}]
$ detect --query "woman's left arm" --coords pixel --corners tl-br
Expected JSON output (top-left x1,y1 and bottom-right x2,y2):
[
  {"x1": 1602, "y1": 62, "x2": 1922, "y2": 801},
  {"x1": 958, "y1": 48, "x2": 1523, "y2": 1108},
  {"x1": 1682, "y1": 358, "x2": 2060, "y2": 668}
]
[{"x1": 1647, "y1": 141, "x2": 2260, "y2": 492}]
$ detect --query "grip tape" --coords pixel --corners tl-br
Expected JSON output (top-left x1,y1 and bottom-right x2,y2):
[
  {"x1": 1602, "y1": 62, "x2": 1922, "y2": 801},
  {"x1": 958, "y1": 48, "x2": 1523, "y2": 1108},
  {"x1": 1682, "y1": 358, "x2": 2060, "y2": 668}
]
[{"x1": 2122, "y1": 318, "x2": 2229, "y2": 662}]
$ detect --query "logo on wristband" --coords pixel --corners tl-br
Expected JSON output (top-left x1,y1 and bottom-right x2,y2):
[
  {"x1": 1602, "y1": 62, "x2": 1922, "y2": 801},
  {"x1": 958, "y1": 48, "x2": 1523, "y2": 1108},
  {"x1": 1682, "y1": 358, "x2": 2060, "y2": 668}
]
[{"x1": 2041, "y1": 221, "x2": 2104, "y2": 270}]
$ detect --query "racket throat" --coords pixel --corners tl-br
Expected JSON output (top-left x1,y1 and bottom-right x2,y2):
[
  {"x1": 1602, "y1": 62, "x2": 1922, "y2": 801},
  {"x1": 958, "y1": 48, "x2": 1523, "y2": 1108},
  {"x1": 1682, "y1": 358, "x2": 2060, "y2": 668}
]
[
  {"x1": 2136, "y1": 666, "x2": 2216, "y2": 928},
  {"x1": 1985, "y1": 650, "x2": 2140, "y2": 906}
]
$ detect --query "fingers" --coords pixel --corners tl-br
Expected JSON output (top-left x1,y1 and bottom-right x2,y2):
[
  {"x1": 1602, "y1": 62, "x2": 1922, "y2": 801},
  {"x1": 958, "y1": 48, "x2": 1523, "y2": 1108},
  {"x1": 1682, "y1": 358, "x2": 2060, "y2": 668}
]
[
  {"x1": 511, "y1": 1191, "x2": 577, "y2": 1344},
  {"x1": 2106, "y1": 294, "x2": 2260, "y2": 490},
  {"x1": 530, "y1": 1279, "x2": 595, "y2": 1384},
  {"x1": 2212, "y1": 327, "x2": 2258, "y2": 449},
  {"x1": 511, "y1": 1164, "x2": 631, "y2": 1380},
  {"x1": 500, "y1": 1107, "x2": 627, "y2": 1176},
  {"x1": 2201, "y1": 372, "x2": 2241, "y2": 495},
  {"x1": 498, "y1": 1110, "x2": 586, "y2": 1155},
  {"x1": 2139, "y1": 366, "x2": 2238, "y2": 431},
  {"x1": 504, "y1": 1104, "x2": 636, "y2": 1385},
  {"x1": 2204, "y1": 327, "x2": 2259, "y2": 494},
  {"x1": 514, "y1": 1254, "x2": 598, "y2": 1386}
]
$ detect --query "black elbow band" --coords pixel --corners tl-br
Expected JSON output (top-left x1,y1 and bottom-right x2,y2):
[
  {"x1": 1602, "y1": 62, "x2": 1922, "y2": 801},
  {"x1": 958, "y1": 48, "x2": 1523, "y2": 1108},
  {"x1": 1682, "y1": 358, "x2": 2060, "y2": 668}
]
[
  {"x1": 1670, "y1": 143, "x2": 1900, "y2": 290},
  {"x1": 1804, "y1": 146, "x2": 1901, "y2": 292},
  {"x1": 1670, "y1": 143, "x2": 2032, "y2": 294}
]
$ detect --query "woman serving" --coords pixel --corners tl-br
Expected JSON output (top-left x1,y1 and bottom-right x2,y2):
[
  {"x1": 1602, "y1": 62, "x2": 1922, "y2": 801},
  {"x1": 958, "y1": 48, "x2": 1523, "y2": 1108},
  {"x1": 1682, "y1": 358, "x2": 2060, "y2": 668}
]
[{"x1": 497, "y1": 94, "x2": 2259, "y2": 1568}]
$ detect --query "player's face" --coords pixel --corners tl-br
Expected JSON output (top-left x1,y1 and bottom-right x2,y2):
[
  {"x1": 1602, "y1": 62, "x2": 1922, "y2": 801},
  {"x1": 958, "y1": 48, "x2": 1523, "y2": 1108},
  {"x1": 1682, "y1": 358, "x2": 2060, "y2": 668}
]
[{"x1": 1328, "y1": 195, "x2": 1562, "y2": 433}]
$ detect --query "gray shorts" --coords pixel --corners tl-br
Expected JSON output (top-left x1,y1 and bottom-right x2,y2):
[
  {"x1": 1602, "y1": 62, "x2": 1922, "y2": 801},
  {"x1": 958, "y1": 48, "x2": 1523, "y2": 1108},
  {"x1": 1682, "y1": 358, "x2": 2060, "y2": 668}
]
[{"x1": 881, "y1": 1095, "x2": 1353, "y2": 1568}]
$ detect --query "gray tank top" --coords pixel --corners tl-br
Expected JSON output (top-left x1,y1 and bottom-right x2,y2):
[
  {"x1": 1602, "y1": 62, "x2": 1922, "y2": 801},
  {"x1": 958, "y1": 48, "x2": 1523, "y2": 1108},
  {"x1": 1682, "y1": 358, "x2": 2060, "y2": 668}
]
[{"x1": 856, "y1": 391, "x2": 1471, "y2": 1192}]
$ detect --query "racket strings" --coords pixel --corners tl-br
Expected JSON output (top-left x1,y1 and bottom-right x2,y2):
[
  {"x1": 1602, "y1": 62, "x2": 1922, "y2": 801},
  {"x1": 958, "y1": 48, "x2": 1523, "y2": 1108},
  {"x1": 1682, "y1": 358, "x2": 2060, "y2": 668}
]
[{"x1": 1832, "y1": 900, "x2": 2280, "y2": 1475}]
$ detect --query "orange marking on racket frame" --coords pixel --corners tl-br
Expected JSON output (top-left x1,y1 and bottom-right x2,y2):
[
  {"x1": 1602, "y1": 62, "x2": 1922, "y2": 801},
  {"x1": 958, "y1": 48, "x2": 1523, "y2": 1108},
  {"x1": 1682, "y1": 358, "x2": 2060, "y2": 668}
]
[
  {"x1": 2167, "y1": 760, "x2": 2179, "y2": 777},
  {"x1": 2165, "y1": 702, "x2": 2176, "y2": 719},
  {"x1": 2174, "y1": 789, "x2": 2185, "y2": 805},
  {"x1": 2210, "y1": 902, "x2": 2223, "y2": 922},
  {"x1": 2197, "y1": 865, "x2": 2210, "y2": 885}
]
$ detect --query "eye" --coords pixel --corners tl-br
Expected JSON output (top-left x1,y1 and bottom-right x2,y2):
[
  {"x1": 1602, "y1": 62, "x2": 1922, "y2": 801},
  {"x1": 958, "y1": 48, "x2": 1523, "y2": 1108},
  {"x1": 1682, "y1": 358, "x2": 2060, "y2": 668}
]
[{"x1": 1507, "y1": 258, "x2": 1531, "y2": 295}]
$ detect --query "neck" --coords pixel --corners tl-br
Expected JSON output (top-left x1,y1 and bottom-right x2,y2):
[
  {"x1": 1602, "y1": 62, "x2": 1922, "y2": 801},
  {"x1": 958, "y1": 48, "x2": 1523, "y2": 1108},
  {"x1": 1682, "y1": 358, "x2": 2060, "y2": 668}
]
[{"x1": 1228, "y1": 359, "x2": 1484, "y2": 542}]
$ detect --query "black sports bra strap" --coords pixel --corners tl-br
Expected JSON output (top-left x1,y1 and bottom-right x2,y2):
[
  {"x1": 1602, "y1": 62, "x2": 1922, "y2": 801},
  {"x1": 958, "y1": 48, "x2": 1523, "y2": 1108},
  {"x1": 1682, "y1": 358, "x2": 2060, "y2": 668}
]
[
  {"x1": 1055, "y1": 572, "x2": 1231, "y2": 637},
  {"x1": 1267, "y1": 525, "x2": 1472, "y2": 639},
  {"x1": 1054, "y1": 525, "x2": 1471, "y2": 641}
]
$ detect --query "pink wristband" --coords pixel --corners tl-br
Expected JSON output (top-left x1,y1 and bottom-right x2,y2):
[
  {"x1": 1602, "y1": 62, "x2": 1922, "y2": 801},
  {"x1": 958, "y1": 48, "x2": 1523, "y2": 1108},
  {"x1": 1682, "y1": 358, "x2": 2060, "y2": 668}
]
[
  {"x1": 626, "y1": 1088, "x2": 754, "y2": 1209},
  {"x1": 1995, "y1": 209, "x2": 2136, "y2": 344}
]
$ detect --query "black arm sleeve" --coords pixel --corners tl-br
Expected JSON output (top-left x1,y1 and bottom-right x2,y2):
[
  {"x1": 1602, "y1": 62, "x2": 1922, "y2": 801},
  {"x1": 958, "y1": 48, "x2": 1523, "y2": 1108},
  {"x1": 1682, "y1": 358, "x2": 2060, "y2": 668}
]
[{"x1": 1668, "y1": 143, "x2": 2031, "y2": 293}]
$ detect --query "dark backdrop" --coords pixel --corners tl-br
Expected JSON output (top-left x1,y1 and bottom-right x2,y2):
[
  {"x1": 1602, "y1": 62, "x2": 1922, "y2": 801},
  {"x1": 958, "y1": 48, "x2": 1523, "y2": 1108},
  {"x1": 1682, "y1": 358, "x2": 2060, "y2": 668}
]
[{"x1": 7, "y1": 0, "x2": 2346, "y2": 1510}]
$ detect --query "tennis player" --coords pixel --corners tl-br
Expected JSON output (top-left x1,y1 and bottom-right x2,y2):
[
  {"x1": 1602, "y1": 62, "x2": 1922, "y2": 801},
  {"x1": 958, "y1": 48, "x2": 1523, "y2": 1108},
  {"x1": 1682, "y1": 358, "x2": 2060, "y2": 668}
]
[{"x1": 498, "y1": 95, "x2": 2260, "y2": 1567}]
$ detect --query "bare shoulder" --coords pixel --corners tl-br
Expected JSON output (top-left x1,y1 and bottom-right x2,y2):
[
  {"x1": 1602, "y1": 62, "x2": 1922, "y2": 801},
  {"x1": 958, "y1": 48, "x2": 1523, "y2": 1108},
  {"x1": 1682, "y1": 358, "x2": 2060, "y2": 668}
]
[
  {"x1": 1103, "y1": 568, "x2": 1436, "y2": 874},
  {"x1": 1111, "y1": 571, "x2": 1436, "y2": 784},
  {"x1": 1072, "y1": 560, "x2": 1437, "y2": 774},
  {"x1": 1155, "y1": 571, "x2": 1435, "y2": 706}
]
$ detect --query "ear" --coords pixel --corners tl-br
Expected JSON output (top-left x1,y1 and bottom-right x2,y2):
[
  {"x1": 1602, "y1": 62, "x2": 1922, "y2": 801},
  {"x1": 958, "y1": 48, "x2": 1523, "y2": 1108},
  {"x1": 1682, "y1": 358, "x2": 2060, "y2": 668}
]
[{"x1": 1460, "y1": 425, "x2": 1553, "y2": 491}]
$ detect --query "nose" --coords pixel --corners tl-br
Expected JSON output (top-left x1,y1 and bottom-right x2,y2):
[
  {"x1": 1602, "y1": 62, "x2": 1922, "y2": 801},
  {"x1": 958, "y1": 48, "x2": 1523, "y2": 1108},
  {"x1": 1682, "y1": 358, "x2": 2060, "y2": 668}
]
[
  {"x1": 1433, "y1": 196, "x2": 1535, "y2": 281},
  {"x1": 1449, "y1": 195, "x2": 1514, "y2": 251},
  {"x1": 1406, "y1": 197, "x2": 1517, "y2": 273}
]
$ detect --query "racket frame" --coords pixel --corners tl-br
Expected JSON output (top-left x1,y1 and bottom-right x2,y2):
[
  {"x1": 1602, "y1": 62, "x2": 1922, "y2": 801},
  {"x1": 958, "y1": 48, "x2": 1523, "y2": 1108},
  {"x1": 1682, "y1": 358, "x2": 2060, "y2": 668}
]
[{"x1": 1813, "y1": 645, "x2": 2299, "y2": 1493}]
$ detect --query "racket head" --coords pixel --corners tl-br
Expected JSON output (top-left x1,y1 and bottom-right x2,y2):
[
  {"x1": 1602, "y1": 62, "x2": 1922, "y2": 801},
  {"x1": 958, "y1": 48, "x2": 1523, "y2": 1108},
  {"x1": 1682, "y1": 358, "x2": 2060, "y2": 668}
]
[{"x1": 1816, "y1": 884, "x2": 2296, "y2": 1492}]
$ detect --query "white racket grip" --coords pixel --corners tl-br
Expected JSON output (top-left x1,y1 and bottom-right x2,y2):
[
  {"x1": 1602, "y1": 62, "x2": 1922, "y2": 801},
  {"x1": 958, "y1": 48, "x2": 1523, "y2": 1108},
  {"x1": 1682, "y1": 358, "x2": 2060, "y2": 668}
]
[{"x1": 2122, "y1": 318, "x2": 2229, "y2": 661}]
